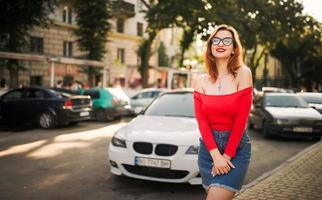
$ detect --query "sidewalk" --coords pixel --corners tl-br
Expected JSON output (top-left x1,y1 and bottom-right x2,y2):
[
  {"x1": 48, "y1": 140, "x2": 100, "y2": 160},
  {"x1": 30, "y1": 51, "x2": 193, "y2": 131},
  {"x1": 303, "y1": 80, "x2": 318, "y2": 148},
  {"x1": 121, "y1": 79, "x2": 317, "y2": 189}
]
[{"x1": 235, "y1": 141, "x2": 322, "y2": 200}]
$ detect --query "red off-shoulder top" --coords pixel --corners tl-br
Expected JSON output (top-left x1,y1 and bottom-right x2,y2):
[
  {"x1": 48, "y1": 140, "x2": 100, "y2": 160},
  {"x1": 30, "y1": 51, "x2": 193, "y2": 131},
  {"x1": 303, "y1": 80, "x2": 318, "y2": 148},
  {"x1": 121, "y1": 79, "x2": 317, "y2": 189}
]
[{"x1": 194, "y1": 87, "x2": 253, "y2": 157}]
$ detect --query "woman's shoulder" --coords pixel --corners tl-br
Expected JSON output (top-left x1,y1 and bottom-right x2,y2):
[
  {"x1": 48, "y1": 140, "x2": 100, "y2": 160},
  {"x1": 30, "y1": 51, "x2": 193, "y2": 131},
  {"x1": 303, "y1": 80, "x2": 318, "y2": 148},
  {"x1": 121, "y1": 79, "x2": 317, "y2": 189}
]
[
  {"x1": 194, "y1": 73, "x2": 209, "y2": 92},
  {"x1": 236, "y1": 65, "x2": 252, "y2": 88}
]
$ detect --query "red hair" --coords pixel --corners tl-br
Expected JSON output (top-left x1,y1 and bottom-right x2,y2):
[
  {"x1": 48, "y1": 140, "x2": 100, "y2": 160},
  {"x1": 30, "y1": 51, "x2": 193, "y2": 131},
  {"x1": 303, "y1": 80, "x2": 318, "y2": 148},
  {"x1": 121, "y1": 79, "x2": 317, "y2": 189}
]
[{"x1": 204, "y1": 24, "x2": 244, "y2": 83}]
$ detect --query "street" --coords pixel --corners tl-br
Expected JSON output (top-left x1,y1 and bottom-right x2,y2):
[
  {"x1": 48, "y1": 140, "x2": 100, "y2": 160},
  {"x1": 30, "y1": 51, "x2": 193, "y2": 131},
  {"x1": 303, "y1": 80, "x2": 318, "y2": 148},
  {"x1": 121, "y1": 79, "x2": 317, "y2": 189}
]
[{"x1": 0, "y1": 118, "x2": 317, "y2": 200}]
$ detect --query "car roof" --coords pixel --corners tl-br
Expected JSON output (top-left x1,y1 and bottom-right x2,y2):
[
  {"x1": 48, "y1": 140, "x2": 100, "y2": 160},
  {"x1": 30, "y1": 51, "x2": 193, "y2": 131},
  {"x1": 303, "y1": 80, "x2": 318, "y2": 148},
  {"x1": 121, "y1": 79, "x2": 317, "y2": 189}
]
[
  {"x1": 297, "y1": 92, "x2": 322, "y2": 97},
  {"x1": 265, "y1": 93, "x2": 298, "y2": 97},
  {"x1": 161, "y1": 88, "x2": 194, "y2": 95}
]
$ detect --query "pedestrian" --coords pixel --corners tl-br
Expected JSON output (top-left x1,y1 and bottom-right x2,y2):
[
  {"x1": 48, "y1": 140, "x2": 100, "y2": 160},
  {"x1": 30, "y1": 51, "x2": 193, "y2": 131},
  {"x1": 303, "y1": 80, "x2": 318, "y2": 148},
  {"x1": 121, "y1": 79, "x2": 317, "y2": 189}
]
[
  {"x1": 193, "y1": 24, "x2": 253, "y2": 200},
  {"x1": 56, "y1": 80, "x2": 63, "y2": 88}
]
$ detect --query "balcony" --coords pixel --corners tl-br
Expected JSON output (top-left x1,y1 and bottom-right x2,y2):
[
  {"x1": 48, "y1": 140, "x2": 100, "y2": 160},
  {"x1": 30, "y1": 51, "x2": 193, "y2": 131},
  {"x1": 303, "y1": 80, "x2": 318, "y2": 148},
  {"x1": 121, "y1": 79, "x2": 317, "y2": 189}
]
[{"x1": 111, "y1": 0, "x2": 135, "y2": 18}]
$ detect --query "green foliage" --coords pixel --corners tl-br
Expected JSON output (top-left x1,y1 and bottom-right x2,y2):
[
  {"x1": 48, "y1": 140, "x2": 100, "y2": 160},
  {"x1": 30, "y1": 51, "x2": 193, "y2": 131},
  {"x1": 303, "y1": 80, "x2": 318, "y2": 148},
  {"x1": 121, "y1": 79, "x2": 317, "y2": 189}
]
[
  {"x1": 74, "y1": 0, "x2": 111, "y2": 61},
  {"x1": 270, "y1": 17, "x2": 322, "y2": 89},
  {"x1": 0, "y1": 0, "x2": 57, "y2": 87},
  {"x1": 73, "y1": 0, "x2": 111, "y2": 86},
  {"x1": 158, "y1": 42, "x2": 169, "y2": 67}
]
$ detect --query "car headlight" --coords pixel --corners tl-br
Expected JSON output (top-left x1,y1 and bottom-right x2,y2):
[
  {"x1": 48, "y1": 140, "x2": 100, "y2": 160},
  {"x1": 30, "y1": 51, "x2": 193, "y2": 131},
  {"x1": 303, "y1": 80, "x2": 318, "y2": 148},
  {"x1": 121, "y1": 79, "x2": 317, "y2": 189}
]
[
  {"x1": 274, "y1": 119, "x2": 289, "y2": 125},
  {"x1": 111, "y1": 135, "x2": 127, "y2": 148},
  {"x1": 185, "y1": 145, "x2": 199, "y2": 154}
]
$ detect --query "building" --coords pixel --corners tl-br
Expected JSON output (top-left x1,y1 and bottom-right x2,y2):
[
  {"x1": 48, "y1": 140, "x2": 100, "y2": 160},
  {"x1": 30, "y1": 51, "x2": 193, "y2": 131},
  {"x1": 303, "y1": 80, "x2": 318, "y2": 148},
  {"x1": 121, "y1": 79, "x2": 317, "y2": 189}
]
[{"x1": 1, "y1": 0, "x2": 181, "y2": 89}]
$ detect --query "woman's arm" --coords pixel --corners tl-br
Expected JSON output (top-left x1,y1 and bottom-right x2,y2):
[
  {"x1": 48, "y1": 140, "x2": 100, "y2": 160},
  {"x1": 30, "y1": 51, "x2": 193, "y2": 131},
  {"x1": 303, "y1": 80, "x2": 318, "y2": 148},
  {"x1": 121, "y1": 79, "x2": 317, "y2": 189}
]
[
  {"x1": 224, "y1": 66, "x2": 253, "y2": 158},
  {"x1": 193, "y1": 75, "x2": 218, "y2": 151}
]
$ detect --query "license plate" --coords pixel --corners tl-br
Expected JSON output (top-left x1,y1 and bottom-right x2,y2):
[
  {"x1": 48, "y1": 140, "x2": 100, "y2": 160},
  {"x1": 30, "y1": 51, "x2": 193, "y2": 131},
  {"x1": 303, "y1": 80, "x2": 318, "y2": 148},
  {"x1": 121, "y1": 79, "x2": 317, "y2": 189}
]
[
  {"x1": 293, "y1": 127, "x2": 312, "y2": 133},
  {"x1": 80, "y1": 111, "x2": 89, "y2": 117},
  {"x1": 135, "y1": 157, "x2": 171, "y2": 168}
]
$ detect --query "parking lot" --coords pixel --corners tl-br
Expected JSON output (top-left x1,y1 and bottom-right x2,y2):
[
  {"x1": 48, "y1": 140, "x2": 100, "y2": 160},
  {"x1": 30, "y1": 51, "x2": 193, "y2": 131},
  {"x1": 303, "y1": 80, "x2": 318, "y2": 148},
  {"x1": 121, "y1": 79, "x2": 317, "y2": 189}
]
[{"x1": 0, "y1": 118, "x2": 317, "y2": 200}]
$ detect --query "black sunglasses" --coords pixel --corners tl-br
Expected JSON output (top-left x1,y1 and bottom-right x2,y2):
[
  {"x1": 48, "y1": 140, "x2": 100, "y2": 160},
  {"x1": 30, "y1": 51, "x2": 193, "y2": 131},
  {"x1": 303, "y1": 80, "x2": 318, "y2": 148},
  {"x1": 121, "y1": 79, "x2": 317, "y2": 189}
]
[{"x1": 211, "y1": 37, "x2": 233, "y2": 46}]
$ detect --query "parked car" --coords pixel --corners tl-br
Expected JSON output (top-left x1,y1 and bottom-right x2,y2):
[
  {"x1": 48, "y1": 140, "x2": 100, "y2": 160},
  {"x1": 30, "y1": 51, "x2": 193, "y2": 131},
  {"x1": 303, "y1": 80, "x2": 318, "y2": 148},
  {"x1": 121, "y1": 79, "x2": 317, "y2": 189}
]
[
  {"x1": 0, "y1": 87, "x2": 92, "y2": 128},
  {"x1": 82, "y1": 88, "x2": 131, "y2": 122},
  {"x1": 261, "y1": 87, "x2": 294, "y2": 94},
  {"x1": 130, "y1": 88, "x2": 167, "y2": 115},
  {"x1": 297, "y1": 92, "x2": 322, "y2": 114},
  {"x1": 249, "y1": 93, "x2": 322, "y2": 139},
  {"x1": 108, "y1": 89, "x2": 201, "y2": 185},
  {"x1": 105, "y1": 87, "x2": 132, "y2": 115}
]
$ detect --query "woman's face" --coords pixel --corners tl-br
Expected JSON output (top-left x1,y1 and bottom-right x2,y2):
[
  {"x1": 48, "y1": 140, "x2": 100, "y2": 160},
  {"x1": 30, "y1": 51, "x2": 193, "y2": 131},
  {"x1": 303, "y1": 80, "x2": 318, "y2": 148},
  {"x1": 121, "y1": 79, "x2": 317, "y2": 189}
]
[{"x1": 211, "y1": 30, "x2": 234, "y2": 59}]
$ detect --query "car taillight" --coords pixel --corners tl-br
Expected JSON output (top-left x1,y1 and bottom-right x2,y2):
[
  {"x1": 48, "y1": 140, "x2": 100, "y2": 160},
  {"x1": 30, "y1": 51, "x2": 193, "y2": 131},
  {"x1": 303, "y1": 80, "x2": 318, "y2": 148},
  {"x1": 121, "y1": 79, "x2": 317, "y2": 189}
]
[
  {"x1": 63, "y1": 99, "x2": 73, "y2": 109},
  {"x1": 112, "y1": 98, "x2": 118, "y2": 106}
]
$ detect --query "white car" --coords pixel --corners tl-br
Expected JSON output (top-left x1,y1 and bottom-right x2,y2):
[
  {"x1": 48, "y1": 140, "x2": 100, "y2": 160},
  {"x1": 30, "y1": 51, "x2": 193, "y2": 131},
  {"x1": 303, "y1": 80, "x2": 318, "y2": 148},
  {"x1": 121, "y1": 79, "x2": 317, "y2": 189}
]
[
  {"x1": 298, "y1": 92, "x2": 322, "y2": 114},
  {"x1": 108, "y1": 89, "x2": 201, "y2": 185},
  {"x1": 130, "y1": 88, "x2": 168, "y2": 115}
]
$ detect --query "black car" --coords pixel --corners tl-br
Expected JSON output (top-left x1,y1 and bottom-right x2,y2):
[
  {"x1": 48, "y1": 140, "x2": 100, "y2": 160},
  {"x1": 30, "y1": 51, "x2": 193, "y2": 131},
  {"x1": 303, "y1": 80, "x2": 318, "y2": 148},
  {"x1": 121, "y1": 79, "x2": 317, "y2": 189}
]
[
  {"x1": 0, "y1": 87, "x2": 92, "y2": 128},
  {"x1": 249, "y1": 93, "x2": 322, "y2": 139}
]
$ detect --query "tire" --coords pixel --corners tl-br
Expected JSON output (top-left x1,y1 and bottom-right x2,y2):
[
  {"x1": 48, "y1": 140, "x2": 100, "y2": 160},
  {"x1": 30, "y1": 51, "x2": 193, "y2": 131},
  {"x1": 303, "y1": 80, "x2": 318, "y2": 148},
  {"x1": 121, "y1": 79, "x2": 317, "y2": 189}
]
[
  {"x1": 39, "y1": 111, "x2": 56, "y2": 129},
  {"x1": 95, "y1": 109, "x2": 107, "y2": 122},
  {"x1": 262, "y1": 121, "x2": 271, "y2": 139}
]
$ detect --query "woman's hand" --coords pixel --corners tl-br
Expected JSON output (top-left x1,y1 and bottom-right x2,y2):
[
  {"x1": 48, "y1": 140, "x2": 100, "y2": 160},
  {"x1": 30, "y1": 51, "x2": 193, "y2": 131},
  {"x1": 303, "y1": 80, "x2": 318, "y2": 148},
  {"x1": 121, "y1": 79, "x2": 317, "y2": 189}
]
[{"x1": 209, "y1": 149, "x2": 235, "y2": 176}]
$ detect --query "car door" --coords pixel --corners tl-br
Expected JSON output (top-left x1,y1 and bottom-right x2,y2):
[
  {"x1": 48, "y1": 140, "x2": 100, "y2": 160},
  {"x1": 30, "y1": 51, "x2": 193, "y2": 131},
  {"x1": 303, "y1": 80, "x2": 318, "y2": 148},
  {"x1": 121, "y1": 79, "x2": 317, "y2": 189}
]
[
  {"x1": 24, "y1": 88, "x2": 48, "y2": 121},
  {"x1": 0, "y1": 89, "x2": 25, "y2": 121},
  {"x1": 133, "y1": 91, "x2": 153, "y2": 108}
]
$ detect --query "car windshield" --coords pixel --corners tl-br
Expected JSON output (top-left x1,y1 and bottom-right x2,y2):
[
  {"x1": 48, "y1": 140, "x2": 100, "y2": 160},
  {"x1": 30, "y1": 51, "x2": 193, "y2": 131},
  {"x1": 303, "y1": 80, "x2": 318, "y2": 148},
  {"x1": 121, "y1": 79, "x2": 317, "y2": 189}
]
[
  {"x1": 145, "y1": 93, "x2": 195, "y2": 118},
  {"x1": 301, "y1": 96, "x2": 322, "y2": 104},
  {"x1": 264, "y1": 95, "x2": 309, "y2": 108}
]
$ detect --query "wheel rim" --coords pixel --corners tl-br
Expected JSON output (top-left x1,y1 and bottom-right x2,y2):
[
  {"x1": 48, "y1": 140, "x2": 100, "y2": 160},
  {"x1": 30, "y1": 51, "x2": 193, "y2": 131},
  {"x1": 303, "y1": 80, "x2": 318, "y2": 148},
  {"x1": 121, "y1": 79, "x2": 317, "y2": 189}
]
[{"x1": 39, "y1": 113, "x2": 52, "y2": 128}]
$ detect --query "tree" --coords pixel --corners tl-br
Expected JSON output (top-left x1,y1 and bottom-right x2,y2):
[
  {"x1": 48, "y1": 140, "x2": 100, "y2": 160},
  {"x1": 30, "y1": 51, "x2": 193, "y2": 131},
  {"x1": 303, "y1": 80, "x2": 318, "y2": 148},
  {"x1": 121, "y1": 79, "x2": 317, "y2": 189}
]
[
  {"x1": 271, "y1": 16, "x2": 322, "y2": 90},
  {"x1": 74, "y1": 0, "x2": 111, "y2": 87},
  {"x1": 0, "y1": 0, "x2": 57, "y2": 88},
  {"x1": 137, "y1": 0, "x2": 178, "y2": 87},
  {"x1": 157, "y1": 42, "x2": 169, "y2": 67}
]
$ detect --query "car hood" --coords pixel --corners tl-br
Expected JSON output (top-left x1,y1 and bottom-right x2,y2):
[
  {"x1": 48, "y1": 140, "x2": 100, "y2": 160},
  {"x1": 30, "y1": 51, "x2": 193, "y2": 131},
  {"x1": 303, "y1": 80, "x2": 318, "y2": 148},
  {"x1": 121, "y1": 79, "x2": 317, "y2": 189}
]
[
  {"x1": 266, "y1": 107, "x2": 322, "y2": 119},
  {"x1": 119, "y1": 115, "x2": 200, "y2": 146}
]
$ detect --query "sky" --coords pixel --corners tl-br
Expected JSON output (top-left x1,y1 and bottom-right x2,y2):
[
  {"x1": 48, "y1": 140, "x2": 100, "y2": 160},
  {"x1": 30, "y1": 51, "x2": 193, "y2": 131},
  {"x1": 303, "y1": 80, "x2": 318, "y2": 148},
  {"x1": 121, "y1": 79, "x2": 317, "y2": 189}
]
[{"x1": 302, "y1": 0, "x2": 322, "y2": 22}]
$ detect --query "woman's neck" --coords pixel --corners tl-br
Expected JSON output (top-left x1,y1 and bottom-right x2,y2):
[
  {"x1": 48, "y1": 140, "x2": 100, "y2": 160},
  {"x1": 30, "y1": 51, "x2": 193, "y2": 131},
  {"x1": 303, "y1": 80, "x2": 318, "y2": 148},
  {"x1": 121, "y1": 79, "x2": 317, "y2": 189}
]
[{"x1": 215, "y1": 58, "x2": 229, "y2": 75}]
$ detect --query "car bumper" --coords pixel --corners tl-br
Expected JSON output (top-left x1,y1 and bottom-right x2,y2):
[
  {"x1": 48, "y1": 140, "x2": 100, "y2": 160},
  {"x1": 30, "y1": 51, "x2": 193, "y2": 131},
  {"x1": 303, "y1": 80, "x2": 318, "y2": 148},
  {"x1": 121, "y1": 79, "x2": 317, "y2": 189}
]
[
  {"x1": 266, "y1": 123, "x2": 322, "y2": 138},
  {"x1": 107, "y1": 105, "x2": 133, "y2": 117},
  {"x1": 108, "y1": 141, "x2": 201, "y2": 185},
  {"x1": 59, "y1": 108, "x2": 91, "y2": 124}
]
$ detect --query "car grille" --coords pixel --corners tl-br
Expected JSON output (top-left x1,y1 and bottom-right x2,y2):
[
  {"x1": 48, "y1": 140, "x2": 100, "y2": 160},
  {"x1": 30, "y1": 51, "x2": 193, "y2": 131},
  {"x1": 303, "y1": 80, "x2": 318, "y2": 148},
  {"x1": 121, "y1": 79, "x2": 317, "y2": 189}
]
[
  {"x1": 133, "y1": 142, "x2": 178, "y2": 156},
  {"x1": 133, "y1": 142, "x2": 153, "y2": 154},
  {"x1": 123, "y1": 164, "x2": 189, "y2": 179},
  {"x1": 155, "y1": 144, "x2": 178, "y2": 156}
]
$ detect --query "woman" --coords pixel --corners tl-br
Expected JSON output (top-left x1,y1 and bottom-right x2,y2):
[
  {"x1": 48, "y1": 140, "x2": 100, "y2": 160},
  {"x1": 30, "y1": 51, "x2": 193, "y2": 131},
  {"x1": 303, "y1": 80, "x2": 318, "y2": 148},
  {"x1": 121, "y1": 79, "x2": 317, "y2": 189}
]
[{"x1": 194, "y1": 24, "x2": 253, "y2": 200}]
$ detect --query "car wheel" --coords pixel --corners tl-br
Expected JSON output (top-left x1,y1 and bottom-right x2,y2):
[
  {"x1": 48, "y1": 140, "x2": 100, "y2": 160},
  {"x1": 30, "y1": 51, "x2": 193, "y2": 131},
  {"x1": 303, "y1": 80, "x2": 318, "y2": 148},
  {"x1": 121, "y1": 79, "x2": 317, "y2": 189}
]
[
  {"x1": 262, "y1": 121, "x2": 271, "y2": 138},
  {"x1": 39, "y1": 111, "x2": 56, "y2": 129},
  {"x1": 95, "y1": 109, "x2": 107, "y2": 122}
]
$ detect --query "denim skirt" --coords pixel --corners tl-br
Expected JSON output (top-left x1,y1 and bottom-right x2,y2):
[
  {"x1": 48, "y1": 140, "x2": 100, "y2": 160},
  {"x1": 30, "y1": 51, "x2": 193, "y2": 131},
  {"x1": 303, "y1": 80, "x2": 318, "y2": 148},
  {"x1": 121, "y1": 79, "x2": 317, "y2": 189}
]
[{"x1": 198, "y1": 129, "x2": 251, "y2": 193}]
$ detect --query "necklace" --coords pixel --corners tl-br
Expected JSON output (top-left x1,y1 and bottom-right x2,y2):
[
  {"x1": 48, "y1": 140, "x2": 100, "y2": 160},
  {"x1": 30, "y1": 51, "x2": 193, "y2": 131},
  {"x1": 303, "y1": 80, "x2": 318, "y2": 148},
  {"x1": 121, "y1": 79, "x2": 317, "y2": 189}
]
[{"x1": 217, "y1": 73, "x2": 230, "y2": 92}]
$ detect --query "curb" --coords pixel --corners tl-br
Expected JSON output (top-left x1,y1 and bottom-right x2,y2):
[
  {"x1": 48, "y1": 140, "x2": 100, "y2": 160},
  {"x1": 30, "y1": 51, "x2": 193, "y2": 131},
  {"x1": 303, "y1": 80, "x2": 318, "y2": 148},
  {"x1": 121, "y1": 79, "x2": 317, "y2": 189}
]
[{"x1": 236, "y1": 140, "x2": 322, "y2": 197}]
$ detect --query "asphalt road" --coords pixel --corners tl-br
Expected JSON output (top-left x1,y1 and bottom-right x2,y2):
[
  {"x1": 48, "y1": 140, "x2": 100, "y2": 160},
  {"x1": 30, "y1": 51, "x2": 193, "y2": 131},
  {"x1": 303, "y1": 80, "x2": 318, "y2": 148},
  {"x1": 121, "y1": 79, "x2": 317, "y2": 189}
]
[{"x1": 0, "y1": 118, "x2": 317, "y2": 200}]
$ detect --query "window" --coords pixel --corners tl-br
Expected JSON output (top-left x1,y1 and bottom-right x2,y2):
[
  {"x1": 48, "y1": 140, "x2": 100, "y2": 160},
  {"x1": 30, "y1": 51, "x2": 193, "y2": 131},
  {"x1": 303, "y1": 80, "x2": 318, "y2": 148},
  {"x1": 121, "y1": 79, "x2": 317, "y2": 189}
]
[
  {"x1": 137, "y1": 0, "x2": 144, "y2": 11},
  {"x1": 116, "y1": 18, "x2": 124, "y2": 33},
  {"x1": 30, "y1": 37, "x2": 43, "y2": 54},
  {"x1": 30, "y1": 76, "x2": 42, "y2": 86},
  {"x1": 3, "y1": 90, "x2": 23, "y2": 100},
  {"x1": 83, "y1": 91, "x2": 100, "y2": 99},
  {"x1": 117, "y1": 48, "x2": 125, "y2": 64},
  {"x1": 137, "y1": 22, "x2": 143, "y2": 36},
  {"x1": 63, "y1": 6, "x2": 73, "y2": 24},
  {"x1": 63, "y1": 41, "x2": 73, "y2": 57}
]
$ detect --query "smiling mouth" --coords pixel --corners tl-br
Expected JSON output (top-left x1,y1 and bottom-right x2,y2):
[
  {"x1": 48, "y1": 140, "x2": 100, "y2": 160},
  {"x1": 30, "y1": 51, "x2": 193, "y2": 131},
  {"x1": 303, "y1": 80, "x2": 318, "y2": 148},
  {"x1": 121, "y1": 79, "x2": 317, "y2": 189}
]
[{"x1": 216, "y1": 48, "x2": 225, "y2": 52}]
